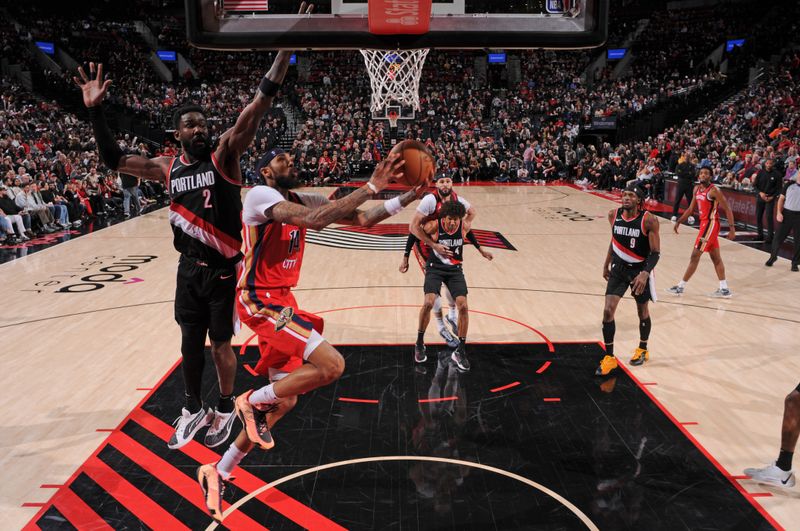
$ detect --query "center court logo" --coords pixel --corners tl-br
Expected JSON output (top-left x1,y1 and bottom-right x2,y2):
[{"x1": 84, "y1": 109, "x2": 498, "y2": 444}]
[
  {"x1": 305, "y1": 224, "x2": 516, "y2": 251},
  {"x1": 25, "y1": 255, "x2": 159, "y2": 294},
  {"x1": 533, "y1": 207, "x2": 599, "y2": 222}
]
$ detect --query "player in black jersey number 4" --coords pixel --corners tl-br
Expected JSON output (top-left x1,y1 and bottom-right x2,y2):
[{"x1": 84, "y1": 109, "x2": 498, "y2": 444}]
[
  {"x1": 413, "y1": 201, "x2": 472, "y2": 371},
  {"x1": 597, "y1": 183, "x2": 661, "y2": 376},
  {"x1": 73, "y1": 5, "x2": 312, "y2": 451}
]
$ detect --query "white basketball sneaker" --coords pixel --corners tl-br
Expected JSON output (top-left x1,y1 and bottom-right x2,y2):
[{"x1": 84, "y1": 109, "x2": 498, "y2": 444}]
[
  {"x1": 744, "y1": 463, "x2": 795, "y2": 488},
  {"x1": 168, "y1": 407, "x2": 213, "y2": 449}
]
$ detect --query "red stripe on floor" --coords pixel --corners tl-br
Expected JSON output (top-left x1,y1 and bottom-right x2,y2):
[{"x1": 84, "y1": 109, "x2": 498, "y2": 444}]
[
  {"x1": 619, "y1": 362, "x2": 785, "y2": 531},
  {"x1": 50, "y1": 488, "x2": 114, "y2": 531},
  {"x1": 490, "y1": 381, "x2": 521, "y2": 393},
  {"x1": 536, "y1": 361, "x2": 551, "y2": 374},
  {"x1": 543, "y1": 398, "x2": 561, "y2": 402},
  {"x1": 750, "y1": 493, "x2": 773, "y2": 497},
  {"x1": 95, "y1": 429, "x2": 114, "y2": 432},
  {"x1": 338, "y1": 397, "x2": 379, "y2": 404},
  {"x1": 22, "y1": 359, "x2": 184, "y2": 530},
  {"x1": 131, "y1": 408, "x2": 347, "y2": 530},
  {"x1": 108, "y1": 431, "x2": 267, "y2": 530},
  {"x1": 418, "y1": 396, "x2": 458, "y2": 403},
  {"x1": 641, "y1": 382, "x2": 658, "y2": 386},
  {"x1": 21, "y1": 503, "x2": 46, "y2": 507},
  {"x1": 731, "y1": 475, "x2": 751, "y2": 480},
  {"x1": 39, "y1": 484, "x2": 63, "y2": 489},
  {"x1": 136, "y1": 388, "x2": 152, "y2": 391},
  {"x1": 84, "y1": 456, "x2": 189, "y2": 530},
  {"x1": 680, "y1": 422, "x2": 699, "y2": 426}
]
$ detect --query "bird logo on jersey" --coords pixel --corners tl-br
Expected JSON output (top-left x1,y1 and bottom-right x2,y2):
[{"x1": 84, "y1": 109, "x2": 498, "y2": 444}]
[{"x1": 275, "y1": 306, "x2": 295, "y2": 332}]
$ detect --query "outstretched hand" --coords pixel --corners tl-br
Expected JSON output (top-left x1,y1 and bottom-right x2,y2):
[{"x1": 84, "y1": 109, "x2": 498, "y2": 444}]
[
  {"x1": 73, "y1": 62, "x2": 112, "y2": 108},
  {"x1": 368, "y1": 153, "x2": 405, "y2": 192}
]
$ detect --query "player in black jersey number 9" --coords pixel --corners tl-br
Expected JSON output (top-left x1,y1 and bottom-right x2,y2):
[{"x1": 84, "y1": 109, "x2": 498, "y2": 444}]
[{"x1": 597, "y1": 183, "x2": 661, "y2": 377}]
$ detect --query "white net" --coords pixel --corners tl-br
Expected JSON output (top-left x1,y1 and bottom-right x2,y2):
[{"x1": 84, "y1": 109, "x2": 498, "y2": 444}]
[{"x1": 360, "y1": 49, "x2": 429, "y2": 113}]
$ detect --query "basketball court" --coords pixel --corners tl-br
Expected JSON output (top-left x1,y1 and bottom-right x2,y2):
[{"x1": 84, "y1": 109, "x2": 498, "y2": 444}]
[
  {"x1": 4, "y1": 184, "x2": 798, "y2": 530},
  {"x1": 4, "y1": 0, "x2": 799, "y2": 529}
]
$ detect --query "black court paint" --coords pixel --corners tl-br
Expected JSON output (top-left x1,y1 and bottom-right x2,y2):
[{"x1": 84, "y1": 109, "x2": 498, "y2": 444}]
[{"x1": 28, "y1": 343, "x2": 776, "y2": 530}]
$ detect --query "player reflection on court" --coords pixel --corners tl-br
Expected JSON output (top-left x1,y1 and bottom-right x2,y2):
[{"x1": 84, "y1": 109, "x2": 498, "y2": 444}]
[
  {"x1": 590, "y1": 392, "x2": 648, "y2": 528},
  {"x1": 409, "y1": 351, "x2": 471, "y2": 514}
]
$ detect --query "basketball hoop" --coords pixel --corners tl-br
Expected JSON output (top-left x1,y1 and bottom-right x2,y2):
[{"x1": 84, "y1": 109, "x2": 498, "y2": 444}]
[
  {"x1": 360, "y1": 49, "x2": 429, "y2": 113},
  {"x1": 387, "y1": 109, "x2": 399, "y2": 129}
]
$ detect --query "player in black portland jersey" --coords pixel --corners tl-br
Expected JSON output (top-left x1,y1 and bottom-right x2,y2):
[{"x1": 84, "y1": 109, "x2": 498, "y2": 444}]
[
  {"x1": 597, "y1": 182, "x2": 661, "y2": 376},
  {"x1": 74, "y1": 6, "x2": 310, "y2": 453},
  {"x1": 413, "y1": 200, "x2": 473, "y2": 372}
]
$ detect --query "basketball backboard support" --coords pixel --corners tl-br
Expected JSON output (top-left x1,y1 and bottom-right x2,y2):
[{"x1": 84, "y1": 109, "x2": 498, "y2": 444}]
[{"x1": 186, "y1": 0, "x2": 608, "y2": 51}]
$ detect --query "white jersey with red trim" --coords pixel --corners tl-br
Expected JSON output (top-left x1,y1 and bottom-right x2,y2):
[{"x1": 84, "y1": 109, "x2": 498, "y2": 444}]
[
  {"x1": 167, "y1": 153, "x2": 243, "y2": 265},
  {"x1": 416, "y1": 191, "x2": 471, "y2": 220},
  {"x1": 610, "y1": 208, "x2": 650, "y2": 264}
]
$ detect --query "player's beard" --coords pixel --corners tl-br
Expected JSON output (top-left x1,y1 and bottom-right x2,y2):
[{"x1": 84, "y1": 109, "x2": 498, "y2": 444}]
[
  {"x1": 275, "y1": 169, "x2": 300, "y2": 189},
  {"x1": 182, "y1": 136, "x2": 212, "y2": 161},
  {"x1": 438, "y1": 187, "x2": 451, "y2": 197}
]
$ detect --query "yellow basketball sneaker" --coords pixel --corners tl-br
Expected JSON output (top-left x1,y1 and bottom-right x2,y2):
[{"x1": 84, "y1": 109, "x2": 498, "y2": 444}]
[
  {"x1": 630, "y1": 348, "x2": 649, "y2": 366},
  {"x1": 595, "y1": 355, "x2": 618, "y2": 376}
]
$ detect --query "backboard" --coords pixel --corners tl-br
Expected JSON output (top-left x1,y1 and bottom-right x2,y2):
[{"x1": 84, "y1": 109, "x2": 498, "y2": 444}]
[{"x1": 186, "y1": 0, "x2": 608, "y2": 51}]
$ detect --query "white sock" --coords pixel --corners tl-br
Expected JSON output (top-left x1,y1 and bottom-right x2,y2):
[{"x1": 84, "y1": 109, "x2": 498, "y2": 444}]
[
  {"x1": 435, "y1": 315, "x2": 446, "y2": 330},
  {"x1": 249, "y1": 383, "x2": 278, "y2": 405},
  {"x1": 217, "y1": 444, "x2": 247, "y2": 480},
  {"x1": 448, "y1": 309, "x2": 457, "y2": 322},
  {"x1": 719, "y1": 279, "x2": 728, "y2": 290},
  {"x1": 678, "y1": 280, "x2": 687, "y2": 288}
]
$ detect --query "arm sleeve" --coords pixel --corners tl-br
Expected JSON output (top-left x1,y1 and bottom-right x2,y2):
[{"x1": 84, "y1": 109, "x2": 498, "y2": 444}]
[
  {"x1": 242, "y1": 186, "x2": 285, "y2": 225},
  {"x1": 465, "y1": 230, "x2": 480, "y2": 248},
  {"x1": 87, "y1": 106, "x2": 123, "y2": 170},
  {"x1": 404, "y1": 232, "x2": 418, "y2": 257},
  {"x1": 416, "y1": 194, "x2": 435, "y2": 215}
]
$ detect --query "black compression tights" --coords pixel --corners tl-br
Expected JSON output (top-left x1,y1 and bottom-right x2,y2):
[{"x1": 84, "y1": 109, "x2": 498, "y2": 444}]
[{"x1": 180, "y1": 325, "x2": 207, "y2": 411}]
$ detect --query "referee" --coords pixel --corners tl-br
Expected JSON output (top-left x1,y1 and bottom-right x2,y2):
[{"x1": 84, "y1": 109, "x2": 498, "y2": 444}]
[
  {"x1": 671, "y1": 152, "x2": 695, "y2": 221},
  {"x1": 765, "y1": 171, "x2": 800, "y2": 271}
]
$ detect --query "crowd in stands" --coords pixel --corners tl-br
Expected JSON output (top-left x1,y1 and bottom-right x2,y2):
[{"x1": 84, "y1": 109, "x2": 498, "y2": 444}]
[
  {"x1": 1, "y1": 0, "x2": 797, "y2": 231},
  {"x1": 0, "y1": 82, "x2": 166, "y2": 245}
]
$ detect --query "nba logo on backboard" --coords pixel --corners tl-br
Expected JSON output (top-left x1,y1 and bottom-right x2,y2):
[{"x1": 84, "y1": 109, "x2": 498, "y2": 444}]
[{"x1": 546, "y1": 0, "x2": 570, "y2": 13}]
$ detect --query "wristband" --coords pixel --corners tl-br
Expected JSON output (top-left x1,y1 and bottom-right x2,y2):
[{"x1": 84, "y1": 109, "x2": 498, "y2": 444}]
[
  {"x1": 258, "y1": 76, "x2": 282, "y2": 98},
  {"x1": 366, "y1": 182, "x2": 378, "y2": 194},
  {"x1": 643, "y1": 251, "x2": 660, "y2": 273},
  {"x1": 384, "y1": 197, "x2": 403, "y2": 215}
]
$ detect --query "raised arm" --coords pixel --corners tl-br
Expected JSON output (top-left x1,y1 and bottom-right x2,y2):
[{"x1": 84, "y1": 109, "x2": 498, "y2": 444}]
[
  {"x1": 74, "y1": 62, "x2": 169, "y2": 181},
  {"x1": 269, "y1": 155, "x2": 404, "y2": 231},
  {"x1": 216, "y1": 3, "x2": 314, "y2": 166},
  {"x1": 338, "y1": 184, "x2": 426, "y2": 227}
]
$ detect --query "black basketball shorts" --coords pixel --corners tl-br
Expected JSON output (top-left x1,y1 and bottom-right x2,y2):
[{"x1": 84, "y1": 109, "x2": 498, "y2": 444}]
[
  {"x1": 175, "y1": 257, "x2": 237, "y2": 341},
  {"x1": 605, "y1": 260, "x2": 656, "y2": 304},
  {"x1": 424, "y1": 265, "x2": 468, "y2": 298}
]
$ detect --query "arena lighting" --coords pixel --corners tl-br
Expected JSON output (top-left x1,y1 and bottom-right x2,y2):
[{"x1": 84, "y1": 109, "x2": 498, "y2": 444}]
[
  {"x1": 488, "y1": 53, "x2": 507, "y2": 64},
  {"x1": 607, "y1": 48, "x2": 626, "y2": 60},
  {"x1": 157, "y1": 50, "x2": 177, "y2": 61},
  {"x1": 35, "y1": 41, "x2": 55, "y2": 55},
  {"x1": 726, "y1": 38, "x2": 745, "y2": 52}
]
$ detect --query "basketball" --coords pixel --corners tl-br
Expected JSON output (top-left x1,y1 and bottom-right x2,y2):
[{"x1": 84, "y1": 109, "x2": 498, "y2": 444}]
[{"x1": 389, "y1": 140, "x2": 435, "y2": 187}]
